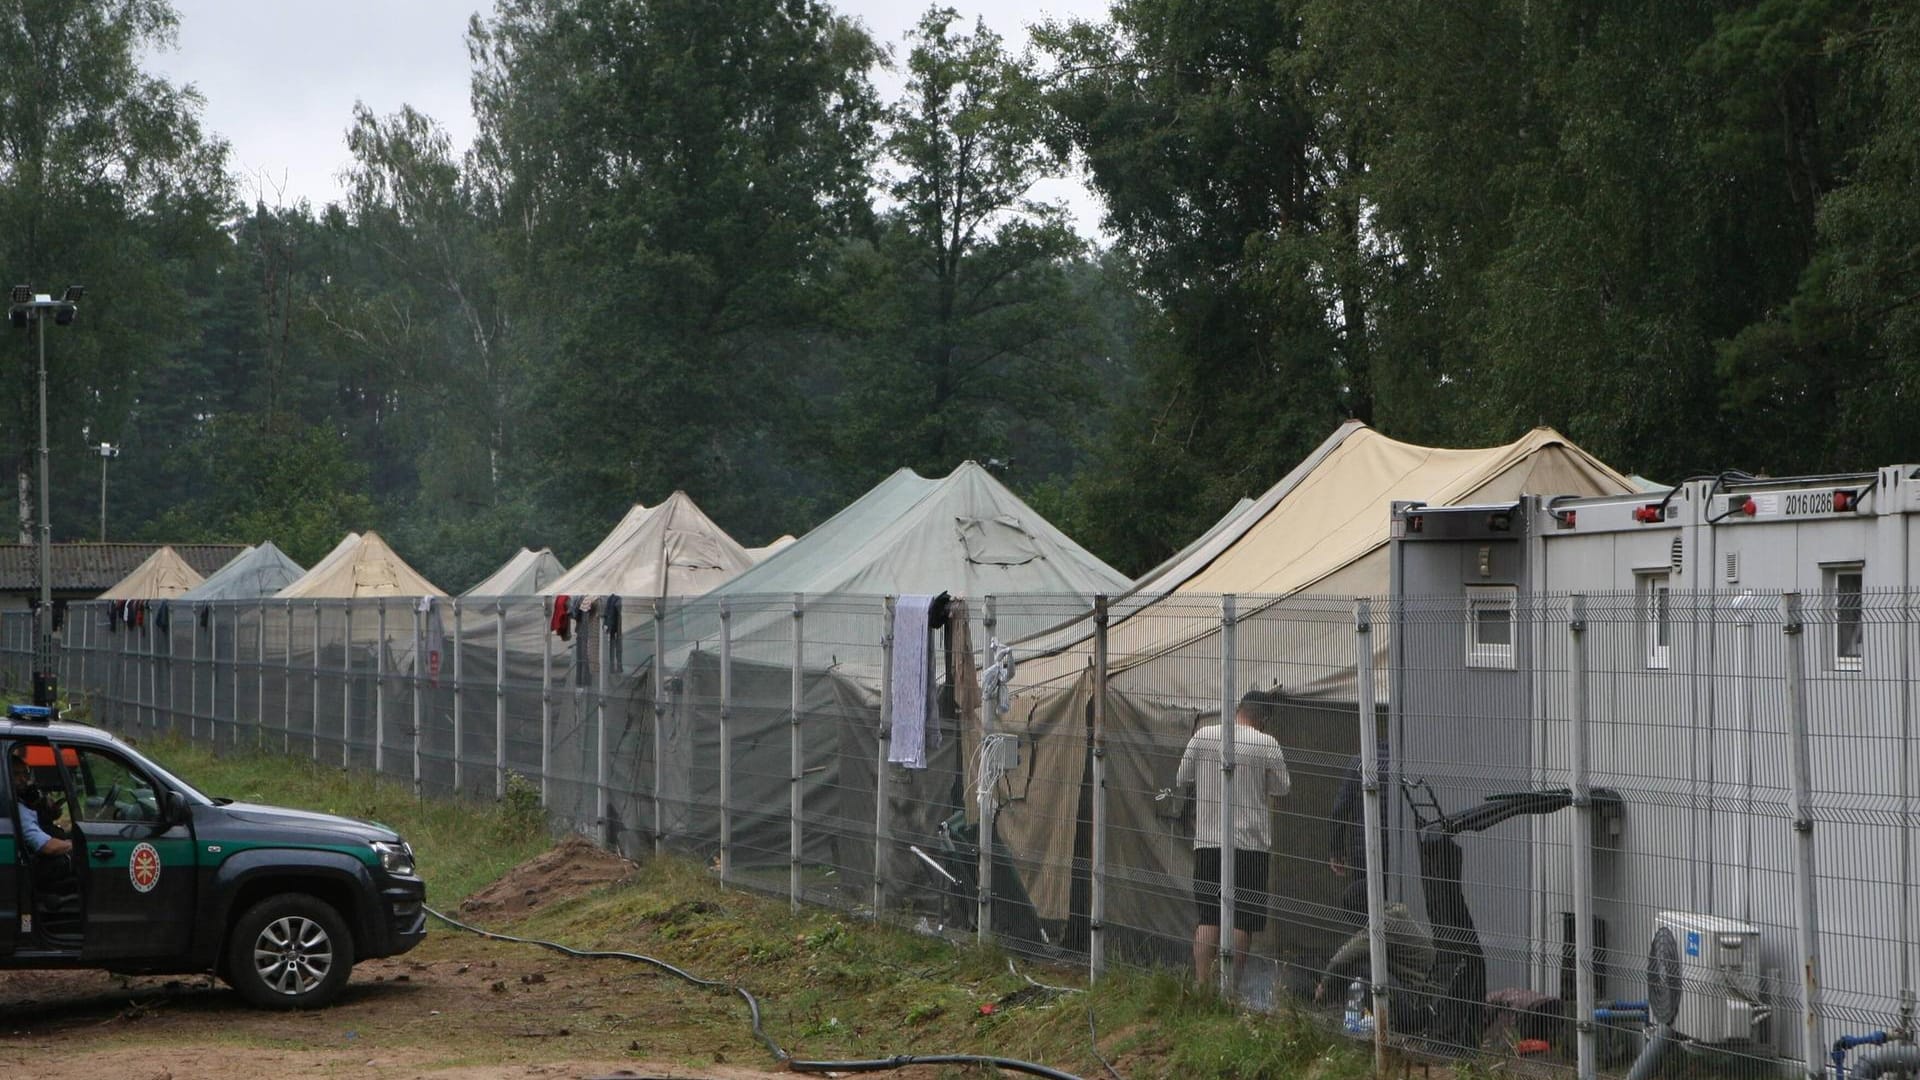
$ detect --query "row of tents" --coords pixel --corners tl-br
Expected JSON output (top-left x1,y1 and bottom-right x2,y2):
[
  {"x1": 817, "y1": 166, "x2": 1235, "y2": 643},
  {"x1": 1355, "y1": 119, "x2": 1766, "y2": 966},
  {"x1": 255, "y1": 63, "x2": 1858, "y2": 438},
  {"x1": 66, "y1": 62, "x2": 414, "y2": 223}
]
[
  {"x1": 94, "y1": 422, "x2": 1635, "y2": 620},
  {"x1": 82, "y1": 420, "x2": 1639, "y2": 963}
]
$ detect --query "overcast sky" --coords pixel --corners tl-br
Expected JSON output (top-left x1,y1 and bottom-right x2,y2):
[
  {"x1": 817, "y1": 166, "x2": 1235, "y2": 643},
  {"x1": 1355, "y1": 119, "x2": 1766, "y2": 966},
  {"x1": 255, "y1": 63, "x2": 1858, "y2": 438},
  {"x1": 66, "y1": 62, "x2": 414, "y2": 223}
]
[{"x1": 145, "y1": 0, "x2": 1111, "y2": 233}]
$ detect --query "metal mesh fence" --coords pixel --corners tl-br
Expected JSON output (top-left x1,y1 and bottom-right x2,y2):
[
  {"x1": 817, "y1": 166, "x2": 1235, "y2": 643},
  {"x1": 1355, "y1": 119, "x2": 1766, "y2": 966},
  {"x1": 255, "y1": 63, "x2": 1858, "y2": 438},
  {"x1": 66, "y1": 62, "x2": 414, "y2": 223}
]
[{"x1": 2, "y1": 587, "x2": 1915, "y2": 1079}]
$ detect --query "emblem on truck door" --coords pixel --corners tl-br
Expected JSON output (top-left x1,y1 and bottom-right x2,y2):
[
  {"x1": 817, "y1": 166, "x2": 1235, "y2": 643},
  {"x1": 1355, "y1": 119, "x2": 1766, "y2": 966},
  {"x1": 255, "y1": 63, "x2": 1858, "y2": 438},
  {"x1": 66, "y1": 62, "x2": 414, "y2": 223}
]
[{"x1": 130, "y1": 842, "x2": 161, "y2": 893}]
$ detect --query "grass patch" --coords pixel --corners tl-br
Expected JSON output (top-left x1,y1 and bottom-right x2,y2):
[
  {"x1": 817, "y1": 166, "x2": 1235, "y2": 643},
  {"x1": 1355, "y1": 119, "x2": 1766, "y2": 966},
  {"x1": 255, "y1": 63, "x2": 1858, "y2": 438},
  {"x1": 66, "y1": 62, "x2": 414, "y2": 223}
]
[
  {"x1": 128, "y1": 733, "x2": 550, "y2": 903},
  {"x1": 505, "y1": 856, "x2": 1377, "y2": 1079}
]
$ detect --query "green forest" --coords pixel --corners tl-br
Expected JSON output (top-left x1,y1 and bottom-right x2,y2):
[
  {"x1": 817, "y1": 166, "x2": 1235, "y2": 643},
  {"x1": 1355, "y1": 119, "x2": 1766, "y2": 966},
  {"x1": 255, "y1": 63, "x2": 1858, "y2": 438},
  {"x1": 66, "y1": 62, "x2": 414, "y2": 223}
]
[{"x1": 4, "y1": 0, "x2": 1916, "y2": 588}]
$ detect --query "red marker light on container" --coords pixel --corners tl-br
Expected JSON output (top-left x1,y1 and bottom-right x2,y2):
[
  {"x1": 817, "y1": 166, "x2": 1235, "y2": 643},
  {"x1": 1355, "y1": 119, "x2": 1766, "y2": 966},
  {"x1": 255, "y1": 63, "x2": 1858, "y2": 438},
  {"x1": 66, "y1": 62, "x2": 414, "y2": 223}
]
[
  {"x1": 1633, "y1": 505, "x2": 1663, "y2": 524},
  {"x1": 1834, "y1": 490, "x2": 1856, "y2": 512}
]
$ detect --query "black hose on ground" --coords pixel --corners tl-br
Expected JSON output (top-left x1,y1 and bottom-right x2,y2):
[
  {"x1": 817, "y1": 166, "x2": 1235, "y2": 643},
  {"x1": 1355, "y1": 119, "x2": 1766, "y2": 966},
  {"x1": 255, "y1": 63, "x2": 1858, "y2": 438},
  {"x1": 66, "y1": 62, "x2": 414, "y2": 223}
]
[{"x1": 424, "y1": 904, "x2": 1087, "y2": 1080}]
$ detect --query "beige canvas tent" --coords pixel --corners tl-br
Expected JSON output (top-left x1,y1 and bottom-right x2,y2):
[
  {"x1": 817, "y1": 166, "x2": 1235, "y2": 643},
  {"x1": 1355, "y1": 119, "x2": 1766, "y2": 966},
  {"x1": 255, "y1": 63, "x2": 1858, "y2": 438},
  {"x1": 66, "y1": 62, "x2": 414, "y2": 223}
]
[
  {"x1": 979, "y1": 421, "x2": 1634, "y2": 962},
  {"x1": 275, "y1": 531, "x2": 445, "y2": 599},
  {"x1": 98, "y1": 546, "x2": 204, "y2": 599},
  {"x1": 464, "y1": 548, "x2": 567, "y2": 597},
  {"x1": 543, "y1": 492, "x2": 753, "y2": 598}
]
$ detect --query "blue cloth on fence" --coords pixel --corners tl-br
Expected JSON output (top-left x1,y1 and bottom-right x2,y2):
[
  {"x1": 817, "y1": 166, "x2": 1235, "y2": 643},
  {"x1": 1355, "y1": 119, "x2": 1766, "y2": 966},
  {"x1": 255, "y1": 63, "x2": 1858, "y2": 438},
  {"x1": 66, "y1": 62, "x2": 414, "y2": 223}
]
[{"x1": 887, "y1": 594, "x2": 936, "y2": 769}]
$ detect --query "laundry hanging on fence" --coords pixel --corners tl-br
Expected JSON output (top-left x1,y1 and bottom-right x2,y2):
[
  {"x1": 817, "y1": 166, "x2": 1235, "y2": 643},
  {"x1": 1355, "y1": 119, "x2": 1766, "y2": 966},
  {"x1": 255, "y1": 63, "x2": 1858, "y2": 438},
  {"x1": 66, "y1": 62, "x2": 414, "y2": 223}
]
[
  {"x1": 572, "y1": 596, "x2": 596, "y2": 686},
  {"x1": 550, "y1": 594, "x2": 572, "y2": 641},
  {"x1": 418, "y1": 596, "x2": 446, "y2": 687},
  {"x1": 887, "y1": 593, "x2": 937, "y2": 769},
  {"x1": 154, "y1": 600, "x2": 170, "y2": 637},
  {"x1": 108, "y1": 601, "x2": 122, "y2": 633},
  {"x1": 604, "y1": 593, "x2": 623, "y2": 672},
  {"x1": 980, "y1": 637, "x2": 1014, "y2": 718},
  {"x1": 197, "y1": 603, "x2": 210, "y2": 631}
]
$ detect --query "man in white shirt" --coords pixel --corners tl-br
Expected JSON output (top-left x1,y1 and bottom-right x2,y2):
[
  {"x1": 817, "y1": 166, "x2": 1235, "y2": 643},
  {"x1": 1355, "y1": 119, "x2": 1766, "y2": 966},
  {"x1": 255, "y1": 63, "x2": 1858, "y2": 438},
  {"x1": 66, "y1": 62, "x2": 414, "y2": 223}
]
[{"x1": 1177, "y1": 688, "x2": 1291, "y2": 991}]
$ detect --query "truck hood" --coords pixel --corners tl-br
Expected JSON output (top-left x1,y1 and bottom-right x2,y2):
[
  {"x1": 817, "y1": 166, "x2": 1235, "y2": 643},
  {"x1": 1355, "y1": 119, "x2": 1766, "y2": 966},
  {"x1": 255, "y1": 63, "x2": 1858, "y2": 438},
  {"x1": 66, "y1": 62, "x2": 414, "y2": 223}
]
[{"x1": 215, "y1": 802, "x2": 401, "y2": 844}]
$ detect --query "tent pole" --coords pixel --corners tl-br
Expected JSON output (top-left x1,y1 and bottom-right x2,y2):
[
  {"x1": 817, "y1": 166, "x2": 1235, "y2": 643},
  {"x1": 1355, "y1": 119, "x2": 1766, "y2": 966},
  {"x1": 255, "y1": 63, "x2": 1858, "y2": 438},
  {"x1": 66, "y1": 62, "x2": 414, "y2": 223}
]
[
  {"x1": 496, "y1": 598, "x2": 508, "y2": 798},
  {"x1": 790, "y1": 592, "x2": 804, "y2": 913},
  {"x1": 1217, "y1": 594, "x2": 1237, "y2": 998},
  {"x1": 653, "y1": 594, "x2": 666, "y2": 857},
  {"x1": 1357, "y1": 598, "x2": 1390, "y2": 1075},
  {"x1": 1090, "y1": 593, "x2": 1109, "y2": 981},
  {"x1": 719, "y1": 598, "x2": 734, "y2": 883},
  {"x1": 875, "y1": 595, "x2": 893, "y2": 919}
]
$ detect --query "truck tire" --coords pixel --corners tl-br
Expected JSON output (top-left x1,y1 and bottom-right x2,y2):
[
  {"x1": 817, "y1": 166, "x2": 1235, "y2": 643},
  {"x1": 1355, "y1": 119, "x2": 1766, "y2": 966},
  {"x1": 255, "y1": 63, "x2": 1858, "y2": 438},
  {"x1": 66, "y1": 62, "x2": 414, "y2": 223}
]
[{"x1": 225, "y1": 894, "x2": 356, "y2": 1009}]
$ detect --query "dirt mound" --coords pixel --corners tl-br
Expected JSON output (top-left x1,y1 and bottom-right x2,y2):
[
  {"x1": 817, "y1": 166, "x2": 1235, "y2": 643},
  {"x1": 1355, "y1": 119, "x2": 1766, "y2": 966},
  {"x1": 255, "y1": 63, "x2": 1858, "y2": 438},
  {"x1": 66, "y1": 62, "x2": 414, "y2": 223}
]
[{"x1": 459, "y1": 834, "x2": 638, "y2": 919}]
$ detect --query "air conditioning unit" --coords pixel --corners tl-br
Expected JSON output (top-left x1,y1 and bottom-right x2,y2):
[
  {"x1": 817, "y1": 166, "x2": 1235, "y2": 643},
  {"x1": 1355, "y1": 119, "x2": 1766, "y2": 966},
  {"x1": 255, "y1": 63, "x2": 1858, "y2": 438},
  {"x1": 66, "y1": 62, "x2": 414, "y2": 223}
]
[{"x1": 1648, "y1": 911, "x2": 1766, "y2": 1044}]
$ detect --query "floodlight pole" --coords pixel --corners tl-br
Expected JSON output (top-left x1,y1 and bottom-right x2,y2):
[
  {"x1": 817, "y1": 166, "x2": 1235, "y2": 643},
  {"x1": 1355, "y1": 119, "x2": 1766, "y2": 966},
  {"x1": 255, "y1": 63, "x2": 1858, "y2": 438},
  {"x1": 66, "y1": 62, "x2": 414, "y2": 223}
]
[
  {"x1": 10, "y1": 287, "x2": 80, "y2": 708},
  {"x1": 35, "y1": 311, "x2": 50, "y2": 701}
]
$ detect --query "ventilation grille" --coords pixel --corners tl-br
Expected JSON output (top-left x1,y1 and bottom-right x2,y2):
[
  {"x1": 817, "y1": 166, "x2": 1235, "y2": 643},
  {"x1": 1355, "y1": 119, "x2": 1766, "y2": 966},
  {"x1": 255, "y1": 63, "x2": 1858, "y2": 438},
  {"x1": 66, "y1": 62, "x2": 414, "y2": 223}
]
[
  {"x1": 1724, "y1": 550, "x2": 1740, "y2": 583},
  {"x1": 1670, "y1": 537, "x2": 1684, "y2": 574}
]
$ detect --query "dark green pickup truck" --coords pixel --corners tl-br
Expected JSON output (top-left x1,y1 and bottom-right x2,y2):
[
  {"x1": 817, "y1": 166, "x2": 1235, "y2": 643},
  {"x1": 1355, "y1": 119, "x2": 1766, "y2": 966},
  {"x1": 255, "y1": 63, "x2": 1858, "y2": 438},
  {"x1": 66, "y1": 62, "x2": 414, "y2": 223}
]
[{"x1": 3, "y1": 703, "x2": 426, "y2": 1008}]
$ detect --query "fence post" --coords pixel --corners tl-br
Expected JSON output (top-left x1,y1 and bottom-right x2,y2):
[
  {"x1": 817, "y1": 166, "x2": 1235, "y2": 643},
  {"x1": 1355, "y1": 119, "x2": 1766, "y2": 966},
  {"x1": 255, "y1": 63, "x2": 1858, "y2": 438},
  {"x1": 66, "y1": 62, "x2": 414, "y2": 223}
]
[
  {"x1": 286, "y1": 601, "x2": 302, "y2": 753},
  {"x1": 307, "y1": 595, "x2": 318, "y2": 757},
  {"x1": 1356, "y1": 598, "x2": 1390, "y2": 1074},
  {"x1": 1569, "y1": 595, "x2": 1597, "y2": 1080},
  {"x1": 790, "y1": 592, "x2": 804, "y2": 913},
  {"x1": 1217, "y1": 594, "x2": 1239, "y2": 996},
  {"x1": 411, "y1": 602, "x2": 424, "y2": 793},
  {"x1": 311, "y1": 601, "x2": 322, "y2": 761},
  {"x1": 496, "y1": 598, "x2": 508, "y2": 798},
  {"x1": 186, "y1": 604, "x2": 197, "y2": 740},
  {"x1": 539, "y1": 597, "x2": 552, "y2": 807},
  {"x1": 452, "y1": 597, "x2": 465, "y2": 793},
  {"x1": 1782, "y1": 592, "x2": 1826, "y2": 1080},
  {"x1": 977, "y1": 596, "x2": 996, "y2": 947},
  {"x1": 230, "y1": 603, "x2": 241, "y2": 745},
  {"x1": 874, "y1": 595, "x2": 893, "y2": 918},
  {"x1": 1091, "y1": 594, "x2": 1110, "y2": 981},
  {"x1": 256, "y1": 600, "x2": 267, "y2": 748},
  {"x1": 342, "y1": 603, "x2": 354, "y2": 766},
  {"x1": 164, "y1": 607, "x2": 177, "y2": 731},
  {"x1": 377, "y1": 599, "x2": 389, "y2": 775},
  {"x1": 596, "y1": 608, "x2": 611, "y2": 848},
  {"x1": 653, "y1": 595, "x2": 666, "y2": 856},
  {"x1": 718, "y1": 598, "x2": 734, "y2": 881}
]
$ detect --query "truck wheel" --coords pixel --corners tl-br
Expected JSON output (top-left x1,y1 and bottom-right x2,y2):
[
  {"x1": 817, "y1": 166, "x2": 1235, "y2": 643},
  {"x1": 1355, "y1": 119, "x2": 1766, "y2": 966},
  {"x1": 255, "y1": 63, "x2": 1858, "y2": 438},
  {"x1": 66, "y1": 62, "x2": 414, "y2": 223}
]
[{"x1": 226, "y1": 894, "x2": 356, "y2": 1009}]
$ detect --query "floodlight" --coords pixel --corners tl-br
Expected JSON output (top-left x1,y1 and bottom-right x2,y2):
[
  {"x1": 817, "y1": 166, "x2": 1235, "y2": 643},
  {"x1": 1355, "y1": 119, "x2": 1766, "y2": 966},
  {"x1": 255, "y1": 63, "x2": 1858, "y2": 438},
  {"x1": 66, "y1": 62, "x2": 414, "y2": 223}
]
[
  {"x1": 7, "y1": 310, "x2": 22, "y2": 329},
  {"x1": 8, "y1": 285, "x2": 29, "y2": 304},
  {"x1": 53, "y1": 305, "x2": 74, "y2": 326},
  {"x1": 61, "y1": 286, "x2": 84, "y2": 303}
]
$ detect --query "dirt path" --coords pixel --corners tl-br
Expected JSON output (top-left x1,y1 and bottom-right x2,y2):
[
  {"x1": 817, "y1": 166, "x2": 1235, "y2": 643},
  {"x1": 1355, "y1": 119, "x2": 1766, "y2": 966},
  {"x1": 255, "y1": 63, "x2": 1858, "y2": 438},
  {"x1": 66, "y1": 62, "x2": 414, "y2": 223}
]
[{"x1": 0, "y1": 939, "x2": 796, "y2": 1080}]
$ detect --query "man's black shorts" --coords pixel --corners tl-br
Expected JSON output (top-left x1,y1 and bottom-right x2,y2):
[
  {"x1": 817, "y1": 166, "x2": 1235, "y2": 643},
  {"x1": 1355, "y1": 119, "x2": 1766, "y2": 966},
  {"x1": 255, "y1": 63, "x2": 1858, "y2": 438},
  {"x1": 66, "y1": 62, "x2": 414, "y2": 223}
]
[{"x1": 1193, "y1": 847, "x2": 1270, "y2": 932}]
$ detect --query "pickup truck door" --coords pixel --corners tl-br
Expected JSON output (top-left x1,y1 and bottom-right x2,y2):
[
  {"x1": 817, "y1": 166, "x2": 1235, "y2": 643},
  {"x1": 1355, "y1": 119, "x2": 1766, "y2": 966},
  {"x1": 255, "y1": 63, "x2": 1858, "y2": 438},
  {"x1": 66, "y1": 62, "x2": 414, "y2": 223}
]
[{"x1": 63, "y1": 744, "x2": 197, "y2": 962}]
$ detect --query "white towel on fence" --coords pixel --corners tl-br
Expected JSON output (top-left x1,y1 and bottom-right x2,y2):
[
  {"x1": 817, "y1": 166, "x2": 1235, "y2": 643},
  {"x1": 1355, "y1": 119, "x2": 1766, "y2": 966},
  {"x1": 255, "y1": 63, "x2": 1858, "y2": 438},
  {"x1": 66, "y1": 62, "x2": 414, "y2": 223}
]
[{"x1": 887, "y1": 594, "x2": 936, "y2": 769}]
